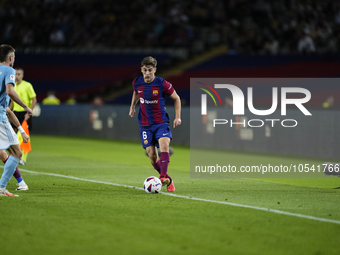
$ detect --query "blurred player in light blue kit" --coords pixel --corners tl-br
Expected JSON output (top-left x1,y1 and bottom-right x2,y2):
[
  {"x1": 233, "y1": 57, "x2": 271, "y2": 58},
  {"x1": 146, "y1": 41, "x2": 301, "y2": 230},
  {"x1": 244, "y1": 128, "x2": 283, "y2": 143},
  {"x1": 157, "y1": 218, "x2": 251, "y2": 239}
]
[{"x1": 0, "y1": 44, "x2": 32, "y2": 197}]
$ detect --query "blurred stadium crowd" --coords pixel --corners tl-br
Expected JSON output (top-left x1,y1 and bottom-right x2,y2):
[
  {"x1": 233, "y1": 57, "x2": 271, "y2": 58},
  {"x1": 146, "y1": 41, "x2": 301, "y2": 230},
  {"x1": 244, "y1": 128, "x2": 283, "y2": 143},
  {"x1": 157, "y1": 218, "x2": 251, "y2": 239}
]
[{"x1": 1, "y1": 0, "x2": 339, "y2": 55}]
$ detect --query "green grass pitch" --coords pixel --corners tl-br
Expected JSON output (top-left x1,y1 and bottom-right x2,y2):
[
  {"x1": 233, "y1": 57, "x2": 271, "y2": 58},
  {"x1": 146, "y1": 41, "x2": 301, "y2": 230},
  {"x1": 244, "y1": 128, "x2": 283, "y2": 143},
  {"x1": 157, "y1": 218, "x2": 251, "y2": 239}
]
[{"x1": 1, "y1": 135, "x2": 339, "y2": 255}]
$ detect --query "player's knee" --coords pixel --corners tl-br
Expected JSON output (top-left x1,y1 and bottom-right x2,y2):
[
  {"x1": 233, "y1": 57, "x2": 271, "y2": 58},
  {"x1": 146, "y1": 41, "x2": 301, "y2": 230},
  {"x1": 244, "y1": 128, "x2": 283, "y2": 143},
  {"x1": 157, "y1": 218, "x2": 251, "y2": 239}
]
[
  {"x1": 16, "y1": 150, "x2": 22, "y2": 159},
  {"x1": 159, "y1": 144, "x2": 169, "y2": 153},
  {"x1": 13, "y1": 147, "x2": 22, "y2": 159},
  {"x1": 7, "y1": 145, "x2": 22, "y2": 159}
]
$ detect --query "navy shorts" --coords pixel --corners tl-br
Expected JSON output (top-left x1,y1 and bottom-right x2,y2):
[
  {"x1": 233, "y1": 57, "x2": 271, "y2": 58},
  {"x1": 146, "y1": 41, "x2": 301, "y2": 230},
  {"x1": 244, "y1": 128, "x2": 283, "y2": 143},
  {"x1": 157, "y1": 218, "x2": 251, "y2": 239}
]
[{"x1": 140, "y1": 123, "x2": 172, "y2": 149}]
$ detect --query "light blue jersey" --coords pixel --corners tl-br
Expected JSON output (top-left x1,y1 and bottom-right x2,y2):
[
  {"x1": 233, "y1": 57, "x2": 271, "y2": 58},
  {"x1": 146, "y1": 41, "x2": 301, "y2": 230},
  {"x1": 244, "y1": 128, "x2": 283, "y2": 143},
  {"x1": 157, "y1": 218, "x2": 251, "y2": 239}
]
[{"x1": 0, "y1": 64, "x2": 15, "y2": 122}]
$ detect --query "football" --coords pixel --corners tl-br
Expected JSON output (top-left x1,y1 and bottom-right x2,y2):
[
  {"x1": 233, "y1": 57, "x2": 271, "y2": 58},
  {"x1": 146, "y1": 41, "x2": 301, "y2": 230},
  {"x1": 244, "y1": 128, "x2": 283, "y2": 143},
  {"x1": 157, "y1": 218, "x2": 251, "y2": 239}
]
[{"x1": 143, "y1": 176, "x2": 162, "y2": 193}]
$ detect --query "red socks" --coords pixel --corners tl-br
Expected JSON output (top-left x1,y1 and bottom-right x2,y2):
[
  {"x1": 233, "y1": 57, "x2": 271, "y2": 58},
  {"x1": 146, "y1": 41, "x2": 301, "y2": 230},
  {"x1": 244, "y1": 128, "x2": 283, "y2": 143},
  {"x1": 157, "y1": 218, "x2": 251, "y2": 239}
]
[
  {"x1": 151, "y1": 161, "x2": 161, "y2": 174},
  {"x1": 159, "y1": 152, "x2": 170, "y2": 178},
  {"x1": 3, "y1": 158, "x2": 21, "y2": 179},
  {"x1": 151, "y1": 152, "x2": 171, "y2": 179}
]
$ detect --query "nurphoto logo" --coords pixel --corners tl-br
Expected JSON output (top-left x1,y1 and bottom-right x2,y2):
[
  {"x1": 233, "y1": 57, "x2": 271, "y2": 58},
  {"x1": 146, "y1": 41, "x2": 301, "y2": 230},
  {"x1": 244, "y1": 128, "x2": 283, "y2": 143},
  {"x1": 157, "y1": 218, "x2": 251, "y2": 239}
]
[{"x1": 199, "y1": 83, "x2": 312, "y2": 128}]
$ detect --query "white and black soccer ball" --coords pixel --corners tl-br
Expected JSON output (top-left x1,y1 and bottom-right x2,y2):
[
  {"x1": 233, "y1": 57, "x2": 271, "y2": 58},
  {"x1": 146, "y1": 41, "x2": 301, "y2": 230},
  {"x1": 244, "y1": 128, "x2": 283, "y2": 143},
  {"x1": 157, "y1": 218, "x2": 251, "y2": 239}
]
[{"x1": 143, "y1": 176, "x2": 162, "y2": 194}]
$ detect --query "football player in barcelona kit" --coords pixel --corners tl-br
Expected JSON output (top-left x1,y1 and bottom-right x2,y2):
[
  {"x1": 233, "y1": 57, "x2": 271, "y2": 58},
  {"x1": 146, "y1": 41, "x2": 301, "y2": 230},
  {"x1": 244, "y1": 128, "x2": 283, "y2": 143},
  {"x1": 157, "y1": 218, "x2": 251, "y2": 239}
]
[{"x1": 129, "y1": 56, "x2": 181, "y2": 192}]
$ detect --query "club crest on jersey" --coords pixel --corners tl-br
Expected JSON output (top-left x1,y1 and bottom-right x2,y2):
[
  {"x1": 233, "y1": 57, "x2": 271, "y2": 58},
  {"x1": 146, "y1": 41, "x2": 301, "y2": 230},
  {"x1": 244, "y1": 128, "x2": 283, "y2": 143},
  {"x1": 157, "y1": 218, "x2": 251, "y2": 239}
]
[
  {"x1": 144, "y1": 140, "x2": 148, "y2": 145},
  {"x1": 153, "y1": 90, "x2": 159, "y2": 96}
]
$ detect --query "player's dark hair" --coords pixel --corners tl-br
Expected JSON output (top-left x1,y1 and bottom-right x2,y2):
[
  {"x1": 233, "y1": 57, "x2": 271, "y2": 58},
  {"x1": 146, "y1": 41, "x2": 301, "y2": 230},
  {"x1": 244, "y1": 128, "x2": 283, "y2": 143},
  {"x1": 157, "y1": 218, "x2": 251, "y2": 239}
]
[
  {"x1": 141, "y1": 56, "x2": 157, "y2": 67},
  {"x1": 0, "y1": 44, "x2": 15, "y2": 62},
  {"x1": 15, "y1": 67, "x2": 24, "y2": 74}
]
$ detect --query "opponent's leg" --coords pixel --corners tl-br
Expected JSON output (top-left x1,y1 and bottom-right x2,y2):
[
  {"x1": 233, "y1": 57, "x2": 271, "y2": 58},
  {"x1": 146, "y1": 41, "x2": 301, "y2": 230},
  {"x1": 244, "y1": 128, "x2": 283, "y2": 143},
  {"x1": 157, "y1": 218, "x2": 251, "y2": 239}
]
[
  {"x1": 14, "y1": 167, "x2": 29, "y2": 191},
  {"x1": 0, "y1": 150, "x2": 28, "y2": 190},
  {"x1": 0, "y1": 145, "x2": 21, "y2": 197}
]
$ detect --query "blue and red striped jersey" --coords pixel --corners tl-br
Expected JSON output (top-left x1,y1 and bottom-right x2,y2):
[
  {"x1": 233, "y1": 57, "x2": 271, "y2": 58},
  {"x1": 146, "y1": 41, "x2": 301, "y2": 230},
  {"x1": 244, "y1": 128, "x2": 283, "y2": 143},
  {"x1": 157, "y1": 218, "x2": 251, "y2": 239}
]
[{"x1": 133, "y1": 76, "x2": 175, "y2": 127}]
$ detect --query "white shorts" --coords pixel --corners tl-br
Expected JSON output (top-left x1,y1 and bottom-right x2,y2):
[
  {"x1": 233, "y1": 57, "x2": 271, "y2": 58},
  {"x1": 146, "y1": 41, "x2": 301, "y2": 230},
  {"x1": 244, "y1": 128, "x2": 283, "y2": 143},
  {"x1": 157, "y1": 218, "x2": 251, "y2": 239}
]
[{"x1": 0, "y1": 120, "x2": 19, "y2": 150}]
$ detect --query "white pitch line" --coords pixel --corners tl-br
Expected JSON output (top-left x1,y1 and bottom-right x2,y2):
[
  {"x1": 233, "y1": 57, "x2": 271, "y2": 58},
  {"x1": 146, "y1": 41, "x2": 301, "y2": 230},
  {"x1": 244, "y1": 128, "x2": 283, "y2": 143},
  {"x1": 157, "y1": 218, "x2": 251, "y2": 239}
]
[{"x1": 18, "y1": 168, "x2": 340, "y2": 225}]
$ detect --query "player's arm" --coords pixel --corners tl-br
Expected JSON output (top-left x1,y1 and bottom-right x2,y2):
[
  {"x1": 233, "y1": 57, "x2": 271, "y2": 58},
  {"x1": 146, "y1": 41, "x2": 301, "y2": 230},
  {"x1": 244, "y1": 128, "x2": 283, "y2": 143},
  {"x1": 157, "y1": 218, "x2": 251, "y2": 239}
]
[
  {"x1": 6, "y1": 84, "x2": 33, "y2": 116},
  {"x1": 129, "y1": 90, "x2": 139, "y2": 118},
  {"x1": 169, "y1": 90, "x2": 181, "y2": 128},
  {"x1": 25, "y1": 96, "x2": 37, "y2": 121},
  {"x1": 6, "y1": 107, "x2": 29, "y2": 143}
]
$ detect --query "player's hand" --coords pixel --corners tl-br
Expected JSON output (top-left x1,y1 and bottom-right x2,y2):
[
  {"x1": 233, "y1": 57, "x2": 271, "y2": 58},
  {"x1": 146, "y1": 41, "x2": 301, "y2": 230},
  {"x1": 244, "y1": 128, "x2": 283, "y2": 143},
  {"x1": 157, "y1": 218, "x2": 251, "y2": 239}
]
[
  {"x1": 129, "y1": 107, "x2": 135, "y2": 118},
  {"x1": 21, "y1": 132, "x2": 29, "y2": 143},
  {"x1": 24, "y1": 106, "x2": 33, "y2": 116},
  {"x1": 173, "y1": 118, "x2": 181, "y2": 128},
  {"x1": 24, "y1": 113, "x2": 30, "y2": 121}
]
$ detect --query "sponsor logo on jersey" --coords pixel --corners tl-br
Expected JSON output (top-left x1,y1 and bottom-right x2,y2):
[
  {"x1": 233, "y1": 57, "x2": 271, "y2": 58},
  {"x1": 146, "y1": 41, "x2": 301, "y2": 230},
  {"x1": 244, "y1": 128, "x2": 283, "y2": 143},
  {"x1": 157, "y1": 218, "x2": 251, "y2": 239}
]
[
  {"x1": 140, "y1": 98, "x2": 158, "y2": 104},
  {"x1": 153, "y1": 90, "x2": 159, "y2": 96},
  {"x1": 10, "y1": 74, "x2": 15, "y2": 81}
]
